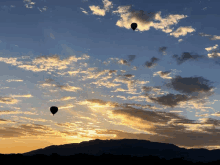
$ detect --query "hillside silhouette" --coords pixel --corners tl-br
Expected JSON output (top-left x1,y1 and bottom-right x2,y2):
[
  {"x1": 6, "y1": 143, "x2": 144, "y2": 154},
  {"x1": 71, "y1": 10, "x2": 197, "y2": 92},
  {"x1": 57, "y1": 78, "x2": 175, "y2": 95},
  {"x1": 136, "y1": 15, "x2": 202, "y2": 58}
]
[{"x1": 20, "y1": 138, "x2": 220, "y2": 163}]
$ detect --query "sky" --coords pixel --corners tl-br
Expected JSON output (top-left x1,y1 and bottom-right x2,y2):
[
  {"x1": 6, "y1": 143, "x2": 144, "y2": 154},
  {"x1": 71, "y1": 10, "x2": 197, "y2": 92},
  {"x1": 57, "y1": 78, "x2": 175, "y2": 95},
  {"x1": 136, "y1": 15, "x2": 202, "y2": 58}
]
[{"x1": 1, "y1": 0, "x2": 220, "y2": 154}]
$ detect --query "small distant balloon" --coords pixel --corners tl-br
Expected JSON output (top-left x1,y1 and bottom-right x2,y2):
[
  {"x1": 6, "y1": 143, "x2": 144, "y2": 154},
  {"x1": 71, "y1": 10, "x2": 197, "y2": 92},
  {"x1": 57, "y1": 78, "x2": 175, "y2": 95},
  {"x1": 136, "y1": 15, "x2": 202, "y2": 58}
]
[
  {"x1": 131, "y1": 23, "x2": 137, "y2": 31},
  {"x1": 50, "y1": 106, "x2": 58, "y2": 116}
]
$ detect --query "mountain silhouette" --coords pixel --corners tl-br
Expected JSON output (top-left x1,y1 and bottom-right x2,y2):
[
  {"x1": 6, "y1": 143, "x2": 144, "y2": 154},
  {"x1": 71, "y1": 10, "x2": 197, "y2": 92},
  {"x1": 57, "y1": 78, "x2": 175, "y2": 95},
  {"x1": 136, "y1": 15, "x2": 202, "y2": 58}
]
[{"x1": 21, "y1": 138, "x2": 220, "y2": 163}]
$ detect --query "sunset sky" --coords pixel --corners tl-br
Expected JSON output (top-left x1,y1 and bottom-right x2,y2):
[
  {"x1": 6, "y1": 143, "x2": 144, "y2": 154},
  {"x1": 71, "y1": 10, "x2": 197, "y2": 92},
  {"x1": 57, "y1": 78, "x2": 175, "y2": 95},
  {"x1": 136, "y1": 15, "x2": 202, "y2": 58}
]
[{"x1": 1, "y1": 0, "x2": 220, "y2": 154}]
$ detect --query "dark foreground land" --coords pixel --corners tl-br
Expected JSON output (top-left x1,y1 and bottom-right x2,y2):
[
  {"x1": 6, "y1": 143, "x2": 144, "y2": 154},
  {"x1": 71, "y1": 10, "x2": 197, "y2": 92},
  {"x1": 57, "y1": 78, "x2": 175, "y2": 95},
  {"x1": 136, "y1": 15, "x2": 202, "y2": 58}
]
[{"x1": 1, "y1": 139, "x2": 220, "y2": 164}]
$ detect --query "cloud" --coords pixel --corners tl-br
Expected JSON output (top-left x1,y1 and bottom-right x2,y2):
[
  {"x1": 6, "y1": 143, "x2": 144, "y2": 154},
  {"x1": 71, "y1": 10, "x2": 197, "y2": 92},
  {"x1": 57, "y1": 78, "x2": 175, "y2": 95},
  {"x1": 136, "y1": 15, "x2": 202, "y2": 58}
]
[
  {"x1": 10, "y1": 94, "x2": 33, "y2": 98},
  {"x1": 141, "y1": 86, "x2": 166, "y2": 97},
  {"x1": 205, "y1": 44, "x2": 220, "y2": 58},
  {"x1": 0, "y1": 54, "x2": 89, "y2": 75},
  {"x1": 89, "y1": 0, "x2": 113, "y2": 16},
  {"x1": 207, "y1": 50, "x2": 220, "y2": 58},
  {"x1": 0, "y1": 96, "x2": 19, "y2": 104},
  {"x1": 50, "y1": 33, "x2": 55, "y2": 39},
  {"x1": 164, "y1": 76, "x2": 214, "y2": 95},
  {"x1": 123, "y1": 74, "x2": 134, "y2": 78},
  {"x1": 99, "y1": 106, "x2": 220, "y2": 149},
  {"x1": 149, "y1": 93, "x2": 190, "y2": 108},
  {"x1": 38, "y1": 6, "x2": 47, "y2": 12},
  {"x1": 112, "y1": 6, "x2": 193, "y2": 38},
  {"x1": 118, "y1": 59, "x2": 129, "y2": 66},
  {"x1": 127, "y1": 55, "x2": 136, "y2": 62},
  {"x1": 199, "y1": 33, "x2": 220, "y2": 40},
  {"x1": 108, "y1": 70, "x2": 117, "y2": 75},
  {"x1": 172, "y1": 52, "x2": 205, "y2": 65},
  {"x1": 144, "y1": 57, "x2": 159, "y2": 68},
  {"x1": 80, "y1": 7, "x2": 89, "y2": 15},
  {"x1": 205, "y1": 44, "x2": 218, "y2": 52},
  {"x1": 159, "y1": 47, "x2": 167, "y2": 55},
  {"x1": 170, "y1": 26, "x2": 196, "y2": 38},
  {"x1": 6, "y1": 79, "x2": 23, "y2": 82},
  {"x1": 23, "y1": 0, "x2": 36, "y2": 9},
  {"x1": 56, "y1": 84, "x2": 82, "y2": 92},
  {"x1": 153, "y1": 71, "x2": 172, "y2": 79}
]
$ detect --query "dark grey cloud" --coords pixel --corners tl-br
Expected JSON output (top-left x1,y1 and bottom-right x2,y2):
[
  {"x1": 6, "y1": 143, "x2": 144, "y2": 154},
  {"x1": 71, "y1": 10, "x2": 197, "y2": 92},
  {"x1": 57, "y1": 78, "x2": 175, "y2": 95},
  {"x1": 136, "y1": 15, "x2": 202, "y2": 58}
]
[
  {"x1": 144, "y1": 57, "x2": 159, "y2": 68},
  {"x1": 118, "y1": 59, "x2": 129, "y2": 65},
  {"x1": 142, "y1": 86, "x2": 153, "y2": 93},
  {"x1": 172, "y1": 52, "x2": 205, "y2": 65},
  {"x1": 110, "y1": 106, "x2": 220, "y2": 149},
  {"x1": 44, "y1": 78, "x2": 54, "y2": 83},
  {"x1": 149, "y1": 93, "x2": 189, "y2": 108},
  {"x1": 164, "y1": 76, "x2": 214, "y2": 95},
  {"x1": 109, "y1": 70, "x2": 117, "y2": 75},
  {"x1": 159, "y1": 47, "x2": 167, "y2": 54},
  {"x1": 129, "y1": 10, "x2": 157, "y2": 23},
  {"x1": 113, "y1": 106, "x2": 194, "y2": 125},
  {"x1": 142, "y1": 86, "x2": 161, "y2": 94},
  {"x1": 128, "y1": 55, "x2": 136, "y2": 62},
  {"x1": 123, "y1": 74, "x2": 134, "y2": 78},
  {"x1": 82, "y1": 99, "x2": 220, "y2": 149},
  {"x1": 158, "y1": 71, "x2": 171, "y2": 77}
]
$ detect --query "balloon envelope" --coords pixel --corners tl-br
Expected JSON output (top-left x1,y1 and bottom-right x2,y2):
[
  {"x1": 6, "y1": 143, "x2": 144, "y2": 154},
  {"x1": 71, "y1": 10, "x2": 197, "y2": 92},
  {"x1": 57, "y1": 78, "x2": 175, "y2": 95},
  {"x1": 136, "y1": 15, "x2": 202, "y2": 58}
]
[
  {"x1": 131, "y1": 23, "x2": 137, "y2": 30},
  {"x1": 50, "y1": 106, "x2": 58, "y2": 115}
]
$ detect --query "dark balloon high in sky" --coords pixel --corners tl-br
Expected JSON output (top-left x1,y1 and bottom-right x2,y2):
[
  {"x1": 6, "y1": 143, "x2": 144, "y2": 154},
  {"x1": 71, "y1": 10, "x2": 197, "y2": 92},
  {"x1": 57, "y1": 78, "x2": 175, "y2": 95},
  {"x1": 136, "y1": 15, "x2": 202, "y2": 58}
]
[
  {"x1": 131, "y1": 23, "x2": 137, "y2": 31},
  {"x1": 50, "y1": 106, "x2": 58, "y2": 116}
]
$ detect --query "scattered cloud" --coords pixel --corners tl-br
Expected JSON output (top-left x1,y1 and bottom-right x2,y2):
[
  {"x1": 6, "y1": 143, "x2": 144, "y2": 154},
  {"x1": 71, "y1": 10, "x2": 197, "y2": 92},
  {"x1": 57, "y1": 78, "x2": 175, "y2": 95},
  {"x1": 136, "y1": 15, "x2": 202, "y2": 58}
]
[
  {"x1": 170, "y1": 26, "x2": 196, "y2": 38},
  {"x1": 153, "y1": 71, "x2": 172, "y2": 79},
  {"x1": 23, "y1": 0, "x2": 36, "y2": 9},
  {"x1": 89, "y1": 0, "x2": 113, "y2": 16},
  {"x1": 80, "y1": 7, "x2": 89, "y2": 15},
  {"x1": 144, "y1": 57, "x2": 160, "y2": 68},
  {"x1": 172, "y1": 52, "x2": 205, "y2": 65},
  {"x1": 127, "y1": 55, "x2": 136, "y2": 62},
  {"x1": 205, "y1": 44, "x2": 220, "y2": 58},
  {"x1": 199, "y1": 33, "x2": 220, "y2": 40},
  {"x1": 159, "y1": 47, "x2": 167, "y2": 55}
]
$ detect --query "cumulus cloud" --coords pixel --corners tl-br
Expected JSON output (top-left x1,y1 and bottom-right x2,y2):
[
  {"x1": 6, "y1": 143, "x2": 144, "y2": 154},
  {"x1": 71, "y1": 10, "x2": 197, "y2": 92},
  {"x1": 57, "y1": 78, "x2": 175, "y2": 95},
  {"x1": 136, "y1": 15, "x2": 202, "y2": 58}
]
[
  {"x1": 112, "y1": 6, "x2": 194, "y2": 38},
  {"x1": 89, "y1": 0, "x2": 113, "y2": 16},
  {"x1": 205, "y1": 44, "x2": 218, "y2": 52},
  {"x1": 205, "y1": 44, "x2": 220, "y2": 58},
  {"x1": 170, "y1": 26, "x2": 196, "y2": 38}
]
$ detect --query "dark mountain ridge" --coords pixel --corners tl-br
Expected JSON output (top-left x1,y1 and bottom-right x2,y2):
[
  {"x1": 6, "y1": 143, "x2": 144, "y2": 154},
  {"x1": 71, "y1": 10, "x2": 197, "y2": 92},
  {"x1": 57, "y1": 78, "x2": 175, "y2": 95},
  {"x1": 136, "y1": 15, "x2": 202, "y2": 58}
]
[{"x1": 21, "y1": 138, "x2": 220, "y2": 163}]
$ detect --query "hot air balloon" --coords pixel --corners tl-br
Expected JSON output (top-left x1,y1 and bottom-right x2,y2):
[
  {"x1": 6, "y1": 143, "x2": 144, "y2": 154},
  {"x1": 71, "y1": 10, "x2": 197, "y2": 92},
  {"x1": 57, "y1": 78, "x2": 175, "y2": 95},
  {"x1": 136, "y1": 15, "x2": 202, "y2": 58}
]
[
  {"x1": 50, "y1": 106, "x2": 58, "y2": 116},
  {"x1": 131, "y1": 23, "x2": 137, "y2": 31}
]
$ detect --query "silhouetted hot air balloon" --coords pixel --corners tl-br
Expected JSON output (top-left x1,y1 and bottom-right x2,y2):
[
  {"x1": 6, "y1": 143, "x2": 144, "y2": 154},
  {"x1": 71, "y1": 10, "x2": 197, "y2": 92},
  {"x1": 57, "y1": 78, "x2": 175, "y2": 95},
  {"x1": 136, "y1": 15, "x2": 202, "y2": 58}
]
[
  {"x1": 131, "y1": 23, "x2": 137, "y2": 31},
  {"x1": 50, "y1": 106, "x2": 58, "y2": 116}
]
